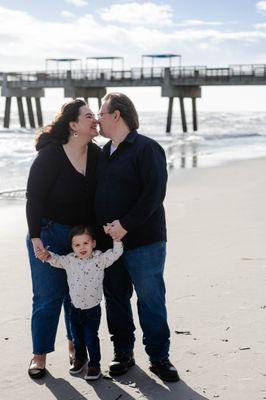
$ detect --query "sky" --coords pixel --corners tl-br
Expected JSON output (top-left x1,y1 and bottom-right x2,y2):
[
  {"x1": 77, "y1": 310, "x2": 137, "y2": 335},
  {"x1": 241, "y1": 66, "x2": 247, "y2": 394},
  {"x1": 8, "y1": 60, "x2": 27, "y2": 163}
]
[{"x1": 1, "y1": 0, "x2": 266, "y2": 112}]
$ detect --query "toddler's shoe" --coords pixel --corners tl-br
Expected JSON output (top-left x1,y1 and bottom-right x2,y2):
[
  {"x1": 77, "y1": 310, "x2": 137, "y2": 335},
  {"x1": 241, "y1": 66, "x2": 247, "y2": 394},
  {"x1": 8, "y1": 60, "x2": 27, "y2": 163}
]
[
  {"x1": 69, "y1": 358, "x2": 87, "y2": 375},
  {"x1": 84, "y1": 365, "x2": 102, "y2": 380}
]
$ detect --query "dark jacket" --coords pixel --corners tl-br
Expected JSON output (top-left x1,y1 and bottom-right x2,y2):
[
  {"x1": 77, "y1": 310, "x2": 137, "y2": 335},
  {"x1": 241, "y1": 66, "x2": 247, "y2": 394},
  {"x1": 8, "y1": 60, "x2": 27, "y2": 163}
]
[{"x1": 95, "y1": 130, "x2": 167, "y2": 250}]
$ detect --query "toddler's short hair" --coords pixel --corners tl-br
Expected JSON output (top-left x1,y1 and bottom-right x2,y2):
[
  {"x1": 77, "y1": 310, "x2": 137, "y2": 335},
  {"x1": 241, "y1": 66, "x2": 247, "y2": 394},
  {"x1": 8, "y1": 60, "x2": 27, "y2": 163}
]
[{"x1": 69, "y1": 225, "x2": 96, "y2": 244}]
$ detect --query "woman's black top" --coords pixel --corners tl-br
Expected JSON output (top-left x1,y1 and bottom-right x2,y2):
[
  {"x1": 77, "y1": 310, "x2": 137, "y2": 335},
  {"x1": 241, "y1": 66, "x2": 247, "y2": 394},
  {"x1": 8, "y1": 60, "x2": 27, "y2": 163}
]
[{"x1": 26, "y1": 142, "x2": 100, "y2": 238}]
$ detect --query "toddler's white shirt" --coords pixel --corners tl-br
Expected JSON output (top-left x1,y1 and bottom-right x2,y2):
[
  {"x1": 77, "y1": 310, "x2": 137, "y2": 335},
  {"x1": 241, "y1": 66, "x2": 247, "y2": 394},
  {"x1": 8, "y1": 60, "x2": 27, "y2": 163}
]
[{"x1": 47, "y1": 241, "x2": 123, "y2": 310}]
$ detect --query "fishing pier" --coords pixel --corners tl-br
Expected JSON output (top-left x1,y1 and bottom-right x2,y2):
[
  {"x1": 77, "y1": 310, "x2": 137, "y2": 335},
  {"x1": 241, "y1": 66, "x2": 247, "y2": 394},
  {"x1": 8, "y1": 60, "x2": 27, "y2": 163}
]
[{"x1": 1, "y1": 59, "x2": 266, "y2": 133}]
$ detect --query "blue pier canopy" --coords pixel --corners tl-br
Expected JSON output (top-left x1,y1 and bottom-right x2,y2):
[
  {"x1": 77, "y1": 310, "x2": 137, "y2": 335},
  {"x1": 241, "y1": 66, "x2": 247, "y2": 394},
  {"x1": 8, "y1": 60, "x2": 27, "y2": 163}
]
[
  {"x1": 141, "y1": 54, "x2": 182, "y2": 68},
  {"x1": 86, "y1": 56, "x2": 124, "y2": 70},
  {"x1": 45, "y1": 58, "x2": 82, "y2": 70}
]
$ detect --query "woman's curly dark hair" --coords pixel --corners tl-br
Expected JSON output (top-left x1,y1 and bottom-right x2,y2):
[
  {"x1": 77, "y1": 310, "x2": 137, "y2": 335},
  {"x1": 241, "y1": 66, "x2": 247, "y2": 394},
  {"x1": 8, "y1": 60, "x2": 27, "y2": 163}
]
[{"x1": 35, "y1": 98, "x2": 86, "y2": 151}]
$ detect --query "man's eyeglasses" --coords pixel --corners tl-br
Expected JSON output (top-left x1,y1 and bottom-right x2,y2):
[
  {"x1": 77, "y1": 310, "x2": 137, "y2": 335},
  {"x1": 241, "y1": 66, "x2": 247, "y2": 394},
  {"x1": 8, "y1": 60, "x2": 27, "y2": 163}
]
[{"x1": 97, "y1": 112, "x2": 112, "y2": 118}]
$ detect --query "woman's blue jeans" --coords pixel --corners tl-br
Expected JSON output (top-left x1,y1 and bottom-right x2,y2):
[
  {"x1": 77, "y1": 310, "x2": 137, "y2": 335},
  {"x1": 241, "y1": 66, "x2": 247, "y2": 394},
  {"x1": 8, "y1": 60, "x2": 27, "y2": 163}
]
[
  {"x1": 104, "y1": 241, "x2": 170, "y2": 363},
  {"x1": 26, "y1": 219, "x2": 73, "y2": 354}
]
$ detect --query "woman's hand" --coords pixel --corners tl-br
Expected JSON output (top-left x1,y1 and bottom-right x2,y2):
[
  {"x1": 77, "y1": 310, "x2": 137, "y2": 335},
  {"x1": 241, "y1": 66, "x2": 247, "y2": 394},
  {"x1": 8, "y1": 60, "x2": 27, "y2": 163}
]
[
  {"x1": 35, "y1": 247, "x2": 51, "y2": 261},
  {"x1": 31, "y1": 238, "x2": 50, "y2": 261}
]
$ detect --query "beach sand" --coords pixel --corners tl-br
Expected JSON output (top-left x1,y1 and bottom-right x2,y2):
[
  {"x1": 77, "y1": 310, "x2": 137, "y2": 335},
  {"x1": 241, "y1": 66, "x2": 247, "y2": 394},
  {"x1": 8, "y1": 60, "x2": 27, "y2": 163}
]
[{"x1": 1, "y1": 158, "x2": 265, "y2": 400}]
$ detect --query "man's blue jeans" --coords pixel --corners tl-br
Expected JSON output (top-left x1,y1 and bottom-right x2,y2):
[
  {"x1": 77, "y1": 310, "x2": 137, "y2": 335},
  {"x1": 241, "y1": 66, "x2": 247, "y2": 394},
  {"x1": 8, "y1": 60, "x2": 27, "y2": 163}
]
[
  {"x1": 104, "y1": 241, "x2": 170, "y2": 363},
  {"x1": 70, "y1": 303, "x2": 101, "y2": 366},
  {"x1": 26, "y1": 219, "x2": 73, "y2": 354}
]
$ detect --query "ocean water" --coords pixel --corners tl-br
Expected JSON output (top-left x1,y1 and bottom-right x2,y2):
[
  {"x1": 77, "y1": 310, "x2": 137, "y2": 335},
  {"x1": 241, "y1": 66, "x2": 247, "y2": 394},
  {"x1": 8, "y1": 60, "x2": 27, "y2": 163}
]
[{"x1": 0, "y1": 111, "x2": 266, "y2": 198}]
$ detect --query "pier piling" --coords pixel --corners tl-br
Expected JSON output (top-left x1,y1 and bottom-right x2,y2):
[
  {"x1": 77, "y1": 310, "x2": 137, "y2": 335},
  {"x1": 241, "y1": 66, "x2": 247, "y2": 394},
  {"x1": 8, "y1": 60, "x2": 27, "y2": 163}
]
[
  {"x1": 192, "y1": 98, "x2": 197, "y2": 131},
  {"x1": 166, "y1": 97, "x2": 174, "y2": 134},
  {"x1": 26, "y1": 98, "x2": 36, "y2": 128},
  {"x1": 35, "y1": 98, "x2": 43, "y2": 127},
  {"x1": 3, "y1": 97, "x2": 11, "y2": 128},
  {"x1": 179, "y1": 97, "x2": 187, "y2": 133},
  {"x1": 162, "y1": 69, "x2": 201, "y2": 134},
  {"x1": 17, "y1": 97, "x2": 26, "y2": 128},
  {"x1": 1, "y1": 85, "x2": 44, "y2": 128}
]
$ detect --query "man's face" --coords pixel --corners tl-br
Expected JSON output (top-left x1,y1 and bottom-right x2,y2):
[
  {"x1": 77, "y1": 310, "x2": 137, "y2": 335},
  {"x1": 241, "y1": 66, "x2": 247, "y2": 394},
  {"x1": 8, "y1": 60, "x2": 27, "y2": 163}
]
[{"x1": 98, "y1": 100, "x2": 115, "y2": 138}]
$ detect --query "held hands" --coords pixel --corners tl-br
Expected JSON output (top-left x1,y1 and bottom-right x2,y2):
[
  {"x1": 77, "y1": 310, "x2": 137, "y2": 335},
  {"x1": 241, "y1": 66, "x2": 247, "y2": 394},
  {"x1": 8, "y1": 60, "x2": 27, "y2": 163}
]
[
  {"x1": 35, "y1": 247, "x2": 51, "y2": 262},
  {"x1": 31, "y1": 238, "x2": 51, "y2": 262},
  {"x1": 103, "y1": 220, "x2": 127, "y2": 241}
]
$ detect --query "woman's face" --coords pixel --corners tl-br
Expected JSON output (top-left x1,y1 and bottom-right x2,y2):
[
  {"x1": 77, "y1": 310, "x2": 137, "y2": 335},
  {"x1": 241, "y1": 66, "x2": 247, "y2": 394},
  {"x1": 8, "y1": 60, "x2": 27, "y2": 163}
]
[{"x1": 72, "y1": 105, "x2": 98, "y2": 140}]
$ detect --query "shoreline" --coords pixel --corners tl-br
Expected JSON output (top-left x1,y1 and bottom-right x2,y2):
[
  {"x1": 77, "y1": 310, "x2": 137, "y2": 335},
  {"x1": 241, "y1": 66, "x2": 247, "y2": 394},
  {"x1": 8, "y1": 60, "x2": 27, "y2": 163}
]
[{"x1": 1, "y1": 155, "x2": 266, "y2": 203}]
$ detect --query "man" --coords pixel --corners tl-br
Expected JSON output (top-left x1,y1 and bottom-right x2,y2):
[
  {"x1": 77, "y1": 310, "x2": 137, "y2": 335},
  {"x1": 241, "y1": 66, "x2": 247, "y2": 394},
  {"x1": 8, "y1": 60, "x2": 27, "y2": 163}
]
[{"x1": 95, "y1": 92, "x2": 179, "y2": 382}]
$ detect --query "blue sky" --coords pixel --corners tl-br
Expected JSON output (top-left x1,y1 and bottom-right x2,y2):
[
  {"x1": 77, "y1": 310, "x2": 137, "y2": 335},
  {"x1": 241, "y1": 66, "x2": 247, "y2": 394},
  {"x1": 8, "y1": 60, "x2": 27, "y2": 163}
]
[{"x1": 1, "y1": 1, "x2": 266, "y2": 111}]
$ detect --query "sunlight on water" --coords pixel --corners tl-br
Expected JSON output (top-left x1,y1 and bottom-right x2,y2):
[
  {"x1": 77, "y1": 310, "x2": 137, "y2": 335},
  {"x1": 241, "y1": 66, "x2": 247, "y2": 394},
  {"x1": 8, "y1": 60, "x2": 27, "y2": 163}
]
[{"x1": 0, "y1": 111, "x2": 266, "y2": 196}]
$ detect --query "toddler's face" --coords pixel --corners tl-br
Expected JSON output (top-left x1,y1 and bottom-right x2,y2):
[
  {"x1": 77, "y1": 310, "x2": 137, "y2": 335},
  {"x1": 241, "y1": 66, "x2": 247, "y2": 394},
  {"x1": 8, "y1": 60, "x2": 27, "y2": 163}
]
[{"x1": 72, "y1": 233, "x2": 96, "y2": 259}]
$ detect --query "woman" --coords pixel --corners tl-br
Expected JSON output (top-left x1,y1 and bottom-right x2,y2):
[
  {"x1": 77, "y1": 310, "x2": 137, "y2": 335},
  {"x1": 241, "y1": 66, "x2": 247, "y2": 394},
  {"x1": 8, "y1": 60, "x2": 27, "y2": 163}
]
[{"x1": 26, "y1": 99, "x2": 100, "y2": 378}]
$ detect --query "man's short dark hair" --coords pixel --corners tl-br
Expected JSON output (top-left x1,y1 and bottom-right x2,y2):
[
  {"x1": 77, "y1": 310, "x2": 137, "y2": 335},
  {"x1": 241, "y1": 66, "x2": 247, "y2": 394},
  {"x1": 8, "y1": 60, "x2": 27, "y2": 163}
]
[
  {"x1": 104, "y1": 92, "x2": 139, "y2": 131},
  {"x1": 69, "y1": 225, "x2": 95, "y2": 244}
]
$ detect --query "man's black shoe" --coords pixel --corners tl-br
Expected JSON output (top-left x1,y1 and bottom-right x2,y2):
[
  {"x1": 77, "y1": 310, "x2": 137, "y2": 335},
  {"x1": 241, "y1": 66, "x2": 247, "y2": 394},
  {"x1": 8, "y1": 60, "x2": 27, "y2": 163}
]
[
  {"x1": 109, "y1": 353, "x2": 135, "y2": 376},
  {"x1": 150, "y1": 359, "x2": 179, "y2": 382}
]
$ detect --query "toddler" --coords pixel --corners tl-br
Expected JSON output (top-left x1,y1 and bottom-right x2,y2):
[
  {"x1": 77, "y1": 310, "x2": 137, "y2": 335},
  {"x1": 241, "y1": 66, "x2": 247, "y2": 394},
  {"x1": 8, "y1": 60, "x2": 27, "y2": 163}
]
[{"x1": 36, "y1": 224, "x2": 123, "y2": 380}]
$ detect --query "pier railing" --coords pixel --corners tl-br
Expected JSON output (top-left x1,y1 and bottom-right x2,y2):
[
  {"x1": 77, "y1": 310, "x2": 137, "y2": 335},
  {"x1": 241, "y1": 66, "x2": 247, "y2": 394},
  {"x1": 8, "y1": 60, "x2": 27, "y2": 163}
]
[{"x1": 1, "y1": 64, "x2": 266, "y2": 87}]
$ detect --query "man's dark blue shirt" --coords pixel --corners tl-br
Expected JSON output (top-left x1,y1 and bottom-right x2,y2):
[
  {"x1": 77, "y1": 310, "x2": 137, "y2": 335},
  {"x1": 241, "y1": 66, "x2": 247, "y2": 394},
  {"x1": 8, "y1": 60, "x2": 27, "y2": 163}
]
[{"x1": 95, "y1": 130, "x2": 167, "y2": 250}]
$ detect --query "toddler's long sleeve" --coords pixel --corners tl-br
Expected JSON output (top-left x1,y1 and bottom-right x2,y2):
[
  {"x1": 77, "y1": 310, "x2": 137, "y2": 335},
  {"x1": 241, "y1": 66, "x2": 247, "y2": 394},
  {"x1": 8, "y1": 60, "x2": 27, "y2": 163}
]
[
  {"x1": 46, "y1": 252, "x2": 70, "y2": 269},
  {"x1": 99, "y1": 241, "x2": 123, "y2": 269}
]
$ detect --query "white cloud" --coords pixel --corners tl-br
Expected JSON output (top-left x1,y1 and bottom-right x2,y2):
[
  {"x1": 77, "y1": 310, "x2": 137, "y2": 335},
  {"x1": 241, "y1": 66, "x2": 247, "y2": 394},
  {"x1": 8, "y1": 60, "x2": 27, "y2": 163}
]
[
  {"x1": 61, "y1": 10, "x2": 75, "y2": 18},
  {"x1": 99, "y1": 2, "x2": 173, "y2": 27},
  {"x1": 178, "y1": 19, "x2": 224, "y2": 27},
  {"x1": 256, "y1": 1, "x2": 266, "y2": 13},
  {"x1": 0, "y1": 5, "x2": 266, "y2": 71},
  {"x1": 254, "y1": 22, "x2": 266, "y2": 29},
  {"x1": 64, "y1": 0, "x2": 88, "y2": 7}
]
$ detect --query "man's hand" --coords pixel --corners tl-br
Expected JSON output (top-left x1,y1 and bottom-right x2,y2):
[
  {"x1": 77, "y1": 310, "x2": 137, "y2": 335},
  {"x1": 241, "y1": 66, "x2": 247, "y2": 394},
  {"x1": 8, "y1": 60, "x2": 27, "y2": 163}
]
[
  {"x1": 104, "y1": 220, "x2": 127, "y2": 241},
  {"x1": 103, "y1": 223, "x2": 112, "y2": 235}
]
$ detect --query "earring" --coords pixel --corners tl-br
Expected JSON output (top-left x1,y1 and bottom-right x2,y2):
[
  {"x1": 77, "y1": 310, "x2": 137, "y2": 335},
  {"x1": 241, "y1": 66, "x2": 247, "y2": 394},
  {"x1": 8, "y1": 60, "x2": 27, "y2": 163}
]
[{"x1": 73, "y1": 132, "x2": 78, "y2": 138}]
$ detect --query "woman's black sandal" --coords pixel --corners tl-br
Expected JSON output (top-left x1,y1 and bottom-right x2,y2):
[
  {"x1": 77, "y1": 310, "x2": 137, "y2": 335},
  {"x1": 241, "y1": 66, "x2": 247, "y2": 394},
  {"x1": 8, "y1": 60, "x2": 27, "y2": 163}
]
[{"x1": 28, "y1": 359, "x2": 46, "y2": 379}]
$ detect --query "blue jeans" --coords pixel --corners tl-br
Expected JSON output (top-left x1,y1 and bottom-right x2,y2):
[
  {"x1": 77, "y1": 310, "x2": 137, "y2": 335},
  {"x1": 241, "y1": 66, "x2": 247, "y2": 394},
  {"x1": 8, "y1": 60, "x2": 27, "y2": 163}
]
[
  {"x1": 26, "y1": 219, "x2": 73, "y2": 354},
  {"x1": 104, "y1": 241, "x2": 170, "y2": 363},
  {"x1": 70, "y1": 304, "x2": 101, "y2": 366}
]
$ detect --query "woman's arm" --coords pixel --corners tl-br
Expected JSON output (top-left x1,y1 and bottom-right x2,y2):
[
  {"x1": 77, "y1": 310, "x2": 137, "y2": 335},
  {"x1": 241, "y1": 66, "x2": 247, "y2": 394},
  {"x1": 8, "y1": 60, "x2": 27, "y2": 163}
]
[{"x1": 26, "y1": 146, "x2": 60, "y2": 239}]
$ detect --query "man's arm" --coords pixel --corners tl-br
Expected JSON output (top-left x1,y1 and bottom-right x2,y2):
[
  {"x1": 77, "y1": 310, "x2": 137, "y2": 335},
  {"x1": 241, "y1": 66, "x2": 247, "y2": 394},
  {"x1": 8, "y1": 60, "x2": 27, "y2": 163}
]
[{"x1": 119, "y1": 141, "x2": 167, "y2": 232}]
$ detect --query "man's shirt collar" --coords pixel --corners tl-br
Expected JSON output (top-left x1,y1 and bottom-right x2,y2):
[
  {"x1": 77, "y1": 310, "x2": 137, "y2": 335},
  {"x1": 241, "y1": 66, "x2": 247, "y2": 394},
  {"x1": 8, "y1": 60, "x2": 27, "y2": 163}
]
[
  {"x1": 103, "y1": 130, "x2": 138, "y2": 155},
  {"x1": 123, "y1": 130, "x2": 138, "y2": 144}
]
